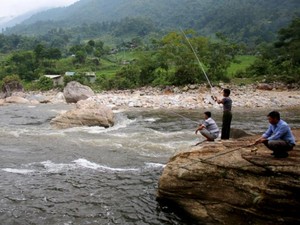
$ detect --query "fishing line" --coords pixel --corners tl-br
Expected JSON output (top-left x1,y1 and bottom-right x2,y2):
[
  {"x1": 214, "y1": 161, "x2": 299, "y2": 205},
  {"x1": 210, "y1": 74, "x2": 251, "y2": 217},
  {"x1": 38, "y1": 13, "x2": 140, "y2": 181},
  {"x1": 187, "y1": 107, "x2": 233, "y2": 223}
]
[
  {"x1": 169, "y1": 110, "x2": 199, "y2": 125},
  {"x1": 180, "y1": 28, "x2": 213, "y2": 90}
]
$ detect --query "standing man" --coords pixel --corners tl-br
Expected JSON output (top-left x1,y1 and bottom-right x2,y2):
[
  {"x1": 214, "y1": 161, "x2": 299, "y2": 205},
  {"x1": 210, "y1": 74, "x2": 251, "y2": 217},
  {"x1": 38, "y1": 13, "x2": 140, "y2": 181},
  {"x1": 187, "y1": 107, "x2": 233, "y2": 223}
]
[
  {"x1": 195, "y1": 111, "x2": 219, "y2": 142},
  {"x1": 255, "y1": 111, "x2": 295, "y2": 158},
  {"x1": 216, "y1": 89, "x2": 232, "y2": 140}
]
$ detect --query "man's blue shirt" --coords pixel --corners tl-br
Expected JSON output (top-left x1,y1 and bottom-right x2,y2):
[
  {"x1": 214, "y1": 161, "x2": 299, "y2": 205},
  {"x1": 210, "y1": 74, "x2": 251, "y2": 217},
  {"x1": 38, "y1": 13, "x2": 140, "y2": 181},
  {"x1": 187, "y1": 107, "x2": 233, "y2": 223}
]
[{"x1": 262, "y1": 119, "x2": 296, "y2": 145}]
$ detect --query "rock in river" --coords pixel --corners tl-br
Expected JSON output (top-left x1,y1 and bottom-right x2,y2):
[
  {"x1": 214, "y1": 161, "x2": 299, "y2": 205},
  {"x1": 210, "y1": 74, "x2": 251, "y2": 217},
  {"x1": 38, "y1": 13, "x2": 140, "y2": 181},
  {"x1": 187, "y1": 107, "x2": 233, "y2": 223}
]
[
  {"x1": 63, "y1": 81, "x2": 95, "y2": 103},
  {"x1": 50, "y1": 99, "x2": 114, "y2": 129}
]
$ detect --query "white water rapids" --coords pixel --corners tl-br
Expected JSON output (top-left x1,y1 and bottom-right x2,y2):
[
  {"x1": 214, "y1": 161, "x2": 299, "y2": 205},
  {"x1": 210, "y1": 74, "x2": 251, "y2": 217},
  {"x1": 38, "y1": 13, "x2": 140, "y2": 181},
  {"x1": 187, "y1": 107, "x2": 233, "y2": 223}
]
[{"x1": 0, "y1": 103, "x2": 299, "y2": 224}]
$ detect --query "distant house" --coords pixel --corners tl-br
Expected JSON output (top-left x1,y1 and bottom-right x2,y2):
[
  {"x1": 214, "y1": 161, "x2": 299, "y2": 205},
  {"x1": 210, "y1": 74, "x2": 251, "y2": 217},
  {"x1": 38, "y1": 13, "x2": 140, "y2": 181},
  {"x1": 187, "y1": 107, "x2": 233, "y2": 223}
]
[
  {"x1": 84, "y1": 72, "x2": 96, "y2": 83},
  {"x1": 44, "y1": 75, "x2": 64, "y2": 86},
  {"x1": 109, "y1": 48, "x2": 118, "y2": 54},
  {"x1": 65, "y1": 71, "x2": 76, "y2": 76},
  {"x1": 121, "y1": 60, "x2": 130, "y2": 65}
]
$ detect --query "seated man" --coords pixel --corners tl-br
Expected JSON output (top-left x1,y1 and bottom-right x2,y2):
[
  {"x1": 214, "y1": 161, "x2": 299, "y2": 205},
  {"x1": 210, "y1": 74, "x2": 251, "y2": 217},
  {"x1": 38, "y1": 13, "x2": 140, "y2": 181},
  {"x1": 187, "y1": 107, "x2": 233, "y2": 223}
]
[
  {"x1": 195, "y1": 111, "x2": 220, "y2": 142},
  {"x1": 255, "y1": 111, "x2": 296, "y2": 158}
]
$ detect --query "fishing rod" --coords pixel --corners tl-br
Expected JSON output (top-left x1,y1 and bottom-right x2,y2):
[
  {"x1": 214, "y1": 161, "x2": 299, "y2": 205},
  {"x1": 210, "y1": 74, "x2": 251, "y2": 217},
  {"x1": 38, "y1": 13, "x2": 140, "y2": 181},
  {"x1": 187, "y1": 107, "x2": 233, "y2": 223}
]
[
  {"x1": 180, "y1": 28, "x2": 213, "y2": 90},
  {"x1": 201, "y1": 143, "x2": 257, "y2": 161}
]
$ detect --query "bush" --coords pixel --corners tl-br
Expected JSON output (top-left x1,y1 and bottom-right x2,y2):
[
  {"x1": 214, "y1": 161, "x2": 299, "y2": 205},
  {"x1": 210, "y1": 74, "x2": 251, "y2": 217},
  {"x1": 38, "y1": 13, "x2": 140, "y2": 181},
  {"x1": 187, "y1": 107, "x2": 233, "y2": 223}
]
[
  {"x1": 1, "y1": 74, "x2": 24, "y2": 93},
  {"x1": 151, "y1": 68, "x2": 172, "y2": 86},
  {"x1": 113, "y1": 65, "x2": 141, "y2": 89},
  {"x1": 246, "y1": 58, "x2": 271, "y2": 76},
  {"x1": 171, "y1": 65, "x2": 202, "y2": 85},
  {"x1": 3, "y1": 74, "x2": 21, "y2": 84},
  {"x1": 234, "y1": 69, "x2": 248, "y2": 78},
  {"x1": 36, "y1": 76, "x2": 54, "y2": 91},
  {"x1": 63, "y1": 74, "x2": 87, "y2": 86}
]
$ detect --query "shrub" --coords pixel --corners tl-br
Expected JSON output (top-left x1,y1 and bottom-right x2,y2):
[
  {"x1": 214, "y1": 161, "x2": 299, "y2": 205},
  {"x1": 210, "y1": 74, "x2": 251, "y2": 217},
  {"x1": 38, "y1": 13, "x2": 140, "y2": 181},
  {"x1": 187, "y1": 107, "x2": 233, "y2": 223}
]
[{"x1": 36, "y1": 76, "x2": 54, "y2": 91}]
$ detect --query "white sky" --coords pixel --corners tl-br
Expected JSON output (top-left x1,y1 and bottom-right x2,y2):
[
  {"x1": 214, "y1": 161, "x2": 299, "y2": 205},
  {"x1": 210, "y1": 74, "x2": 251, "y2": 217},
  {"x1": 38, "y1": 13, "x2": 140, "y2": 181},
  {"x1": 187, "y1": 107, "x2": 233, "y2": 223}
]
[{"x1": 0, "y1": 0, "x2": 79, "y2": 17}]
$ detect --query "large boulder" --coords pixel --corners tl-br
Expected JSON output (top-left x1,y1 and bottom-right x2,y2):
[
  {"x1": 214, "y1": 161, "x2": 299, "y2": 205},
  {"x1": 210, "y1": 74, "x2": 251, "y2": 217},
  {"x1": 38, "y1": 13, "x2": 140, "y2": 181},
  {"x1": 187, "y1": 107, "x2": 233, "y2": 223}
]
[
  {"x1": 5, "y1": 96, "x2": 29, "y2": 104},
  {"x1": 256, "y1": 83, "x2": 273, "y2": 90},
  {"x1": 230, "y1": 128, "x2": 253, "y2": 139},
  {"x1": 63, "y1": 81, "x2": 95, "y2": 103},
  {"x1": 50, "y1": 92, "x2": 66, "y2": 104},
  {"x1": 157, "y1": 130, "x2": 300, "y2": 225},
  {"x1": 50, "y1": 99, "x2": 114, "y2": 129}
]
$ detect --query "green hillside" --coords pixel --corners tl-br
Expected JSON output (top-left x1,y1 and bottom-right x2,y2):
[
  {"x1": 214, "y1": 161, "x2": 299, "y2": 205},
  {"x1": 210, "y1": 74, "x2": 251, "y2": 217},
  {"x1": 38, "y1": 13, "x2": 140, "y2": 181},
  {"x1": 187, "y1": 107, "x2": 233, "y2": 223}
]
[{"x1": 4, "y1": 0, "x2": 300, "y2": 45}]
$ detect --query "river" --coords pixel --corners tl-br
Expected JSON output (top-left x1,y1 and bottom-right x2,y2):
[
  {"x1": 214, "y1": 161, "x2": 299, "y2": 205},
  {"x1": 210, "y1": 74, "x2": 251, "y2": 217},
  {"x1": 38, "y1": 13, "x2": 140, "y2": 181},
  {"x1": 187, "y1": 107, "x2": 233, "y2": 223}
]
[{"x1": 0, "y1": 103, "x2": 299, "y2": 225}]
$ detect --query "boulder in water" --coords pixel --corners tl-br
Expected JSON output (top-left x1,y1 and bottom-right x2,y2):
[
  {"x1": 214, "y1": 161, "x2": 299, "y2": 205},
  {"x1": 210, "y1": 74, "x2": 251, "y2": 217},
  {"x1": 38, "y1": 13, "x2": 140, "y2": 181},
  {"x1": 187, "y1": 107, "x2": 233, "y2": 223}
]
[
  {"x1": 63, "y1": 81, "x2": 95, "y2": 103},
  {"x1": 5, "y1": 96, "x2": 29, "y2": 104},
  {"x1": 50, "y1": 99, "x2": 114, "y2": 129}
]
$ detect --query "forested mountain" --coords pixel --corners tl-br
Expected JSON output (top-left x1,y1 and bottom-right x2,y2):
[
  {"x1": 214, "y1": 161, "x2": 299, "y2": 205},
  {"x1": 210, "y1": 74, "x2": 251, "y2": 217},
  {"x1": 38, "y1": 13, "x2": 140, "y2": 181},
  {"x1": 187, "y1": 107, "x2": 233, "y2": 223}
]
[{"x1": 4, "y1": 0, "x2": 300, "y2": 45}]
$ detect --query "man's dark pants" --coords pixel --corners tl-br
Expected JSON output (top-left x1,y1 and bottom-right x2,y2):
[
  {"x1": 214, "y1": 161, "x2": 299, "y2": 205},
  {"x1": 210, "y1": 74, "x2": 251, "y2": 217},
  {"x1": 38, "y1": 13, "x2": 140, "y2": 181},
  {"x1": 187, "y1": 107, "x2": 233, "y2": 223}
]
[
  {"x1": 263, "y1": 140, "x2": 294, "y2": 157},
  {"x1": 221, "y1": 111, "x2": 232, "y2": 139}
]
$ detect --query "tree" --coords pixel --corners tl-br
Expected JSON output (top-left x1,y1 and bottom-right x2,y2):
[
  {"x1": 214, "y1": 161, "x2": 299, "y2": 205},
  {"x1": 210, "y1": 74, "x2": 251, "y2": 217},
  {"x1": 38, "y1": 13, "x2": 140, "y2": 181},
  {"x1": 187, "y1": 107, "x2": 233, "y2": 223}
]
[
  {"x1": 8, "y1": 51, "x2": 39, "y2": 81},
  {"x1": 46, "y1": 48, "x2": 62, "y2": 60},
  {"x1": 34, "y1": 44, "x2": 46, "y2": 60},
  {"x1": 245, "y1": 17, "x2": 300, "y2": 83},
  {"x1": 112, "y1": 65, "x2": 141, "y2": 89},
  {"x1": 274, "y1": 17, "x2": 300, "y2": 67},
  {"x1": 73, "y1": 50, "x2": 87, "y2": 64},
  {"x1": 206, "y1": 38, "x2": 239, "y2": 82}
]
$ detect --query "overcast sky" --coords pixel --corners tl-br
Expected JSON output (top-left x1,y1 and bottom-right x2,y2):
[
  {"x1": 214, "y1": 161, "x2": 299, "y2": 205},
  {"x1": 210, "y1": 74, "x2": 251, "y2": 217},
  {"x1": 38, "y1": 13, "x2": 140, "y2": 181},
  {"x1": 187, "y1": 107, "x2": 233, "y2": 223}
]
[{"x1": 0, "y1": 0, "x2": 79, "y2": 17}]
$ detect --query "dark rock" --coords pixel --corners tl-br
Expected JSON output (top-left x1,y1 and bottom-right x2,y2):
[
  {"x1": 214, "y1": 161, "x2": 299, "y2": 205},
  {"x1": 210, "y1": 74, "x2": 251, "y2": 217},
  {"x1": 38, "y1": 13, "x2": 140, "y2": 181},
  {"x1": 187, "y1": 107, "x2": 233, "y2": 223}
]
[{"x1": 230, "y1": 128, "x2": 253, "y2": 139}]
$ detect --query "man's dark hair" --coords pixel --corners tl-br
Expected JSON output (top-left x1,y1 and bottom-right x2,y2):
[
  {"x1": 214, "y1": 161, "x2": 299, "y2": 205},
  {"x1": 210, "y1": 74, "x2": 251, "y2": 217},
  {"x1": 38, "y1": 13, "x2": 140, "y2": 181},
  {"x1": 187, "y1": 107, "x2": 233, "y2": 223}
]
[
  {"x1": 204, "y1": 111, "x2": 211, "y2": 118},
  {"x1": 268, "y1": 111, "x2": 280, "y2": 120},
  {"x1": 223, "y1": 89, "x2": 231, "y2": 96}
]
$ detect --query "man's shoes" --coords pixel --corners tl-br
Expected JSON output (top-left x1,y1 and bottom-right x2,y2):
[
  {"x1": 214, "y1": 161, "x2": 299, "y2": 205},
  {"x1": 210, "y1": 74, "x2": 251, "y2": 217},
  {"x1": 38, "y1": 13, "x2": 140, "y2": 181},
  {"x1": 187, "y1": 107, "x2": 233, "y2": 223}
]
[{"x1": 273, "y1": 152, "x2": 289, "y2": 158}]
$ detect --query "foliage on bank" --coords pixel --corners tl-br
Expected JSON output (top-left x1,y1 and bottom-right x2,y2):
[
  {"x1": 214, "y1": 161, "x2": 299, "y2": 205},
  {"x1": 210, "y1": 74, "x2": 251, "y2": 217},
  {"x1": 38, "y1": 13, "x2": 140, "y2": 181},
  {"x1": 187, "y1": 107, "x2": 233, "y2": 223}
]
[
  {"x1": 237, "y1": 18, "x2": 300, "y2": 83},
  {"x1": 0, "y1": 18, "x2": 299, "y2": 91}
]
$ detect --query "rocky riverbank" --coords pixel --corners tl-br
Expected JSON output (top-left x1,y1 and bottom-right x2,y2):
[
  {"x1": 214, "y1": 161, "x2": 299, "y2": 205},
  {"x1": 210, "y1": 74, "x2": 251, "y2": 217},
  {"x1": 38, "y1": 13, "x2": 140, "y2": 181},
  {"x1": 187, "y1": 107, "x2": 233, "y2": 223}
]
[
  {"x1": 92, "y1": 83, "x2": 300, "y2": 110},
  {"x1": 157, "y1": 129, "x2": 300, "y2": 225},
  {"x1": 0, "y1": 83, "x2": 300, "y2": 110}
]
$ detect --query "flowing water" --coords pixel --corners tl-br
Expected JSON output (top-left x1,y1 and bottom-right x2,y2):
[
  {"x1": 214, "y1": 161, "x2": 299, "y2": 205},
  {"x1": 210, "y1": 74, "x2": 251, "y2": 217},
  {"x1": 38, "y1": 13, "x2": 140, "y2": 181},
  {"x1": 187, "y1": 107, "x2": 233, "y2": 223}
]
[{"x1": 0, "y1": 104, "x2": 299, "y2": 225}]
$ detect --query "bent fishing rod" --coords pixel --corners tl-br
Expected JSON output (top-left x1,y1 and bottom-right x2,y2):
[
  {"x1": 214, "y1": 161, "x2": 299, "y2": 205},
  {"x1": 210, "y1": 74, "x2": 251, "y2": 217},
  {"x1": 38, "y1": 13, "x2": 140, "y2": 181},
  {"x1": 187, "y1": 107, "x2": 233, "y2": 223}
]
[
  {"x1": 180, "y1": 28, "x2": 217, "y2": 101},
  {"x1": 202, "y1": 143, "x2": 257, "y2": 161},
  {"x1": 180, "y1": 28, "x2": 213, "y2": 90}
]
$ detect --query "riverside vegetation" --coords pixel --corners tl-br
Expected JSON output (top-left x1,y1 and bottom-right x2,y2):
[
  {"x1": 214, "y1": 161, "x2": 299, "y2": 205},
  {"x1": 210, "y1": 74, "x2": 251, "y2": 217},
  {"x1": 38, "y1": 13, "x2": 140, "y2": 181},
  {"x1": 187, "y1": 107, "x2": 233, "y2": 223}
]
[{"x1": 0, "y1": 17, "x2": 300, "y2": 93}]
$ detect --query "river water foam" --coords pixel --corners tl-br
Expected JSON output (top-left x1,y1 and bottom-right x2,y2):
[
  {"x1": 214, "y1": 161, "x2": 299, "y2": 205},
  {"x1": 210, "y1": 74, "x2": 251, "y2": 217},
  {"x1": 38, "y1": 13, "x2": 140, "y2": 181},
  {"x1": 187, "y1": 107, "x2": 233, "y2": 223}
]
[{"x1": 0, "y1": 104, "x2": 299, "y2": 224}]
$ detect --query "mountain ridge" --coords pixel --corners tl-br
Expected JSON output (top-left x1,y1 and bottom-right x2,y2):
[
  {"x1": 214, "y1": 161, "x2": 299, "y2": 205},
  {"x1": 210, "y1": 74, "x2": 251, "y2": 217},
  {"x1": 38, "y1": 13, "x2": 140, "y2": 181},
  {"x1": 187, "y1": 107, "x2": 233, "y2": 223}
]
[{"x1": 4, "y1": 0, "x2": 300, "y2": 44}]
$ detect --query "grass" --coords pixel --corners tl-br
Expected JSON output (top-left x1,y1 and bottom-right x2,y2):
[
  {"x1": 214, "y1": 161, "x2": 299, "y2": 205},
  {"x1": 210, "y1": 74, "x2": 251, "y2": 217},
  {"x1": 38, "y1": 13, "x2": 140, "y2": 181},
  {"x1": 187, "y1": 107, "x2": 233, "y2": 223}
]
[
  {"x1": 0, "y1": 49, "x2": 258, "y2": 88},
  {"x1": 98, "y1": 53, "x2": 257, "y2": 80},
  {"x1": 227, "y1": 55, "x2": 256, "y2": 77},
  {"x1": 96, "y1": 51, "x2": 141, "y2": 78}
]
